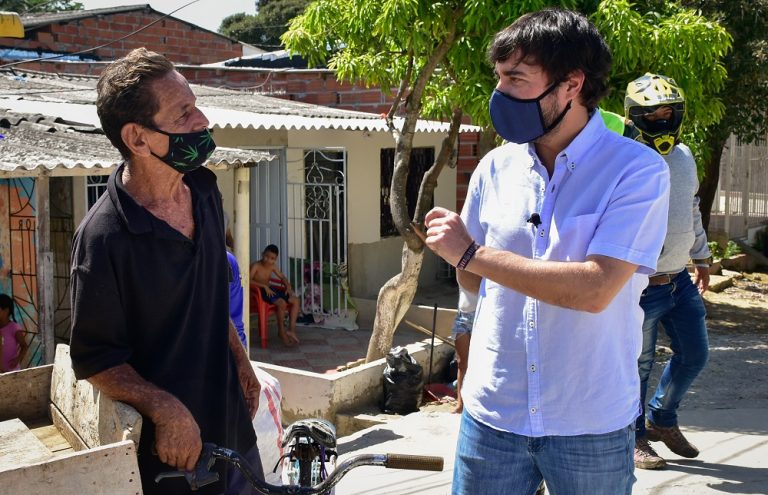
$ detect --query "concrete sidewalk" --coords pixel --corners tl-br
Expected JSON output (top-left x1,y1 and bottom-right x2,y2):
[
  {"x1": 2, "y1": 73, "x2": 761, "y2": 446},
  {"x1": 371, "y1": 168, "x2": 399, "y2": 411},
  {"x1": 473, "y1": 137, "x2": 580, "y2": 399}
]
[{"x1": 332, "y1": 408, "x2": 768, "y2": 494}]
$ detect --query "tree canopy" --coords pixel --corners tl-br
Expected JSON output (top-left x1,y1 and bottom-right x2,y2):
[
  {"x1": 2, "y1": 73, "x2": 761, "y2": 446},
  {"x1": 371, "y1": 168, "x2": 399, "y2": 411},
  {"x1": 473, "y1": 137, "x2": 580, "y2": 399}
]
[
  {"x1": 219, "y1": 0, "x2": 310, "y2": 51},
  {"x1": 0, "y1": 0, "x2": 82, "y2": 13},
  {"x1": 285, "y1": 1, "x2": 729, "y2": 147},
  {"x1": 679, "y1": 0, "x2": 768, "y2": 229},
  {"x1": 593, "y1": 0, "x2": 731, "y2": 164}
]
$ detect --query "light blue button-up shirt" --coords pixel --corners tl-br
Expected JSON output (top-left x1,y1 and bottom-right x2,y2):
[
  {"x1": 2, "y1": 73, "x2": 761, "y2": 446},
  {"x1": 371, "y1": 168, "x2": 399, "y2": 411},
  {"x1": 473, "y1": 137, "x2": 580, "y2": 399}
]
[{"x1": 462, "y1": 111, "x2": 670, "y2": 437}]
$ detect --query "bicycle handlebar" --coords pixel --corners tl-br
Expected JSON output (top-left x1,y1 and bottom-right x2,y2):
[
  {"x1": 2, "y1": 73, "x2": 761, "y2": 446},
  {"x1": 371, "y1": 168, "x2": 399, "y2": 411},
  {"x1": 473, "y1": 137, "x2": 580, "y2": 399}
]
[{"x1": 156, "y1": 443, "x2": 444, "y2": 494}]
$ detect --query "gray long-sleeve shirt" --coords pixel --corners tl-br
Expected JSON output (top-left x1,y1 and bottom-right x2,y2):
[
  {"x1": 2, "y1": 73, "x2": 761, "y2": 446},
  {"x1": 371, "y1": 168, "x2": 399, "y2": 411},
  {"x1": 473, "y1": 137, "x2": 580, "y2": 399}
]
[{"x1": 654, "y1": 143, "x2": 711, "y2": 275}]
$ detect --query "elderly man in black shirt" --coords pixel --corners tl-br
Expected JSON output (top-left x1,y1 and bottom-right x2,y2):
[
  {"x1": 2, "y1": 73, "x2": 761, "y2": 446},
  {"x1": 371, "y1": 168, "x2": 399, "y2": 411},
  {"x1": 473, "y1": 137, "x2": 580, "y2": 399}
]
[{"x1": 70, "y1": 48, "x2": 261, "y2": 495}]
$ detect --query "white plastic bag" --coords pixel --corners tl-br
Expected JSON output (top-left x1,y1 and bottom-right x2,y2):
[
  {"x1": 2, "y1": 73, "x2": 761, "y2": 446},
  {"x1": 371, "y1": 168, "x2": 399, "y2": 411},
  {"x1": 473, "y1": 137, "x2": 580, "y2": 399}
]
[{"x1": 252, "y1": 365, "x2": 283, "y2": 485}]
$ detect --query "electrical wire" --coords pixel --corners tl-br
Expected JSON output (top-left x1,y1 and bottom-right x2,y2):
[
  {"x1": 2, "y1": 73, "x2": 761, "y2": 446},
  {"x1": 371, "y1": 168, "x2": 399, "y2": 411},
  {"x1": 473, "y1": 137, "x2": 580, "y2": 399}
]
[{"x1": 0, "y1": 0, "x2": 201, "y2": 70}]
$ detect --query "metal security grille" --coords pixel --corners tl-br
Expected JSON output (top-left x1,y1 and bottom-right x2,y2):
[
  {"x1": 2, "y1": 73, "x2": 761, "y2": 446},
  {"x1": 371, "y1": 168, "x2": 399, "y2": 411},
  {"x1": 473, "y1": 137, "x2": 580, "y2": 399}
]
[
  {"x1": 86, "y1": 175, "x2": 109, "y2": 210},
  {"x1": 3, "y1": 177, "x2": 42, "y2": 367},
  {"x1": 1, "y1": 177, "x2": 74, "y2": 368},
  {"x1": 286, "y1": 149, "x2": 349, "y2": 316},
  {"x1": 710, "y1": 134, "x2": 768, "y2": 238}
]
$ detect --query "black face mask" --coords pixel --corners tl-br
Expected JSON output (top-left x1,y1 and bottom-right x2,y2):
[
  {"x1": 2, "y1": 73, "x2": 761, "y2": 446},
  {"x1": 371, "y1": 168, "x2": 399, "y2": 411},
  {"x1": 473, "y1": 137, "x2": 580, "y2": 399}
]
[
  {"x1": 489, "y1": 81, "x2": 572, "y2": 144},
  {"x1": 148, "y1": 127, "x2": 217, "y2": 173}
]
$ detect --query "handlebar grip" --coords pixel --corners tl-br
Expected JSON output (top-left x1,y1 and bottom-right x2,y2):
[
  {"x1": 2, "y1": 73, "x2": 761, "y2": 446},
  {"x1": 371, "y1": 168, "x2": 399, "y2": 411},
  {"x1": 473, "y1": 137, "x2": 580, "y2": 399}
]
[{"x1": 385, "y1": 453, "x2": 444, "y2": 472}]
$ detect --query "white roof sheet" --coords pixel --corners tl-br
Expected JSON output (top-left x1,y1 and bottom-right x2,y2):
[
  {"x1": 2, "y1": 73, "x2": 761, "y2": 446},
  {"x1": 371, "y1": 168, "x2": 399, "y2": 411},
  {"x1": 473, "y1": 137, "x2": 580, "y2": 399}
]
[{"x1": 0, "y1": 99, "x2": 479, "y2": 134}]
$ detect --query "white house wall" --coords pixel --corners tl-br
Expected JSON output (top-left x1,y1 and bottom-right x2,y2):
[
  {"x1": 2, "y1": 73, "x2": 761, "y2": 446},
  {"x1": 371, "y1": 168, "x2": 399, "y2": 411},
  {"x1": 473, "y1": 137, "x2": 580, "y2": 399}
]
[{"x1": 205, "y1": 127, "x2": 456, "y2": 299}]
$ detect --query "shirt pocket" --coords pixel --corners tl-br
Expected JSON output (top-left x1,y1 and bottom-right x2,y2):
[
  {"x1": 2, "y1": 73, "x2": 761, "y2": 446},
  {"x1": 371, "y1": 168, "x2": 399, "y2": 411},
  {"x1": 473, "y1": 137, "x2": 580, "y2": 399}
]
[{"x1": 549, "y1": 213, "x2": 601, "y2": 262}]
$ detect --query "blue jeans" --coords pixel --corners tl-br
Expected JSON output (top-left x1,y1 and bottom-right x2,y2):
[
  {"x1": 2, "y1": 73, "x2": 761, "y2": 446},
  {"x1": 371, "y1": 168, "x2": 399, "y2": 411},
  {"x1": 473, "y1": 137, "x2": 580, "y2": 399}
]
[
  {"x1": 452, "y1": 411, "x2": 635, "y2": 495},
  {"x1": 636, "y1": 269, "x2": 708, "y2": 436}
]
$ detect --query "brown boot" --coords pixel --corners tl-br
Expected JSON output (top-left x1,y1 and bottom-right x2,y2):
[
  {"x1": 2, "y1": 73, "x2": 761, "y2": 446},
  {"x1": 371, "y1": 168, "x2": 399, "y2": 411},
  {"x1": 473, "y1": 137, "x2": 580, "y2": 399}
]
[
  {"x1": 646, "y1": 421, "x2": 699, "y2": 458},
  {"x1": 634, "y1": 438, "x2": 667, "y2": 470}
]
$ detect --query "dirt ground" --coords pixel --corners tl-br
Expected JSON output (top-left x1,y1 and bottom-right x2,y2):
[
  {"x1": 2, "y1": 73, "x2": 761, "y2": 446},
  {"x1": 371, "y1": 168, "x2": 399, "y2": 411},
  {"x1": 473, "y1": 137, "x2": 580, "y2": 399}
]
[
  {"x1": 422, "y1": 271, "x2": 768, "y2": 414},
  {"x1": 681, "y1": 272, "x2": 768, "y2": 410}
]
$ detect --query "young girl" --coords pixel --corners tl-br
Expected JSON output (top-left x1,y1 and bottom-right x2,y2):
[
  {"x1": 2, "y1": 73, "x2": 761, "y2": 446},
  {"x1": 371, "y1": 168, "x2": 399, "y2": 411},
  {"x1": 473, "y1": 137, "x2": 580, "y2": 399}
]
[{"x1": 0, "y1": 294, "x2": 28, "y2": 372}]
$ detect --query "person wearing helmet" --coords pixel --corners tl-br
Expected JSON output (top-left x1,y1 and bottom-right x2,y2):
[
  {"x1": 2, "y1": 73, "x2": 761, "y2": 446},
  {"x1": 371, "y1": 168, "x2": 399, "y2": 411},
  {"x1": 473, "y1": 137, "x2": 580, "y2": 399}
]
[{"x1": 625, "y1": 73, "x2": 712, "y2": 470}]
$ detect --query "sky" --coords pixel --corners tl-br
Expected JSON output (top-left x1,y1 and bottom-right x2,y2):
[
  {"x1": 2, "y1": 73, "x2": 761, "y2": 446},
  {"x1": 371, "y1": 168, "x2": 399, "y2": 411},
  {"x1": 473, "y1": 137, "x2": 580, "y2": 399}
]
[{"x1": 78, "y1": 0, "x2": 256, "y2": 33}]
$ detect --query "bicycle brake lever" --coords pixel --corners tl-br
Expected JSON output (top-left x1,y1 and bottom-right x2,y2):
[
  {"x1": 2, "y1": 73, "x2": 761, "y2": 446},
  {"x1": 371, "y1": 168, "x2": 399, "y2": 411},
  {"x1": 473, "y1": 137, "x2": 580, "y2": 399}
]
[{"x1": 154, "y1": 443, "x2": 220, "y2": 490}]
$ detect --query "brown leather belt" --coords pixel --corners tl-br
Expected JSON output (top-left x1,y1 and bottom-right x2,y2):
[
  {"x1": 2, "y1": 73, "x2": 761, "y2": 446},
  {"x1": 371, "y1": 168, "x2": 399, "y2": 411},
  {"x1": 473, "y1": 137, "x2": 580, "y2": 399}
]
[{"x1": 648, "y1": 274, "x2": 673, "y2": 286}]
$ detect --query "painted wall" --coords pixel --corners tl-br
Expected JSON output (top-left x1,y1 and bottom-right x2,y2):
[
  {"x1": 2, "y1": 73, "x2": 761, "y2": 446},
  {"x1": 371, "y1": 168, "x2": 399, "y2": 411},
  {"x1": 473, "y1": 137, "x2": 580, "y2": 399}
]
[
  {"x1": 0, "y1": 178, "x2": 38, "y2": 338},
  {"x1": 255, "y1": 338, "x2": 453, "y2": 431}
]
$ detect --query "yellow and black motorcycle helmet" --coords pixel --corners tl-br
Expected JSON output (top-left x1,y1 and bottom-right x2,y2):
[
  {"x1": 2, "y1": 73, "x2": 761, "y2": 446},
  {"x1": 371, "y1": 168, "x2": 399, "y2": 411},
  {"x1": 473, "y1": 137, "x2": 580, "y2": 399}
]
[{"x1": 624, "y1": 73, "x2": 685, "y2": 155}]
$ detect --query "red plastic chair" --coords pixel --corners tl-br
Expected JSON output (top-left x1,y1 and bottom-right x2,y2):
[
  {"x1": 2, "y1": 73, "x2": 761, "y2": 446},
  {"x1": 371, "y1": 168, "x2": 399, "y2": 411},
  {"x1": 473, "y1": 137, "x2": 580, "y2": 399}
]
[{"x1": 249, "y1": 277, "x2": 293, "y2": 349}]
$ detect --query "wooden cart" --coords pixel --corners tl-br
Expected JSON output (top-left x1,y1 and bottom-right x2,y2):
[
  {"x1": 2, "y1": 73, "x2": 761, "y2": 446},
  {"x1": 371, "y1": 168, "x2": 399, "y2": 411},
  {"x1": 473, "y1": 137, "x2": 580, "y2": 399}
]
[{"x1": 0, "y1": 344, "x2": 143, "y2": 494}]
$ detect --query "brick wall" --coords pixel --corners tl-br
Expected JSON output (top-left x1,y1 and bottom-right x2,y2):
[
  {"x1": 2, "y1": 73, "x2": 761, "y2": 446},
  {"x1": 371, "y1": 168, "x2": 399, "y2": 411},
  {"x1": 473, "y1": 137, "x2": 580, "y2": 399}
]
[{"x1": 0, "y1": 9, "x2": 241, "y2": 65}]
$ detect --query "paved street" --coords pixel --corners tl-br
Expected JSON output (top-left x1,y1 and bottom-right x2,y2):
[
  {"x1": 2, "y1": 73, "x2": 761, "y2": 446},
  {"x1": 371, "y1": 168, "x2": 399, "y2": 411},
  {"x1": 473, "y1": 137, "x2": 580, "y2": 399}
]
[{"x1": 333, "y1": 407, "x2": 768, "y2": 494}]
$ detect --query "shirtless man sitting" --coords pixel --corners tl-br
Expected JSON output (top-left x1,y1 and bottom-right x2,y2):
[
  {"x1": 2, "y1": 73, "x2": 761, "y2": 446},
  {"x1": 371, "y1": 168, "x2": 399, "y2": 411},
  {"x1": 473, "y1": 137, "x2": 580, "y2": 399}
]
[{"x1": 249, "y1": 244, "x2": 300, "y2": 346}]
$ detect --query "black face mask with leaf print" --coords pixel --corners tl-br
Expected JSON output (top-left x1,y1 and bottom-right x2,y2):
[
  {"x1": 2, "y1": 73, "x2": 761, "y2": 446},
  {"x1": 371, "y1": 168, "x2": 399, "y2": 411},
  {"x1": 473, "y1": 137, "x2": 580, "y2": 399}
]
[{"x1": 148, "y1": 127, "x2": 217, "y2": 173}]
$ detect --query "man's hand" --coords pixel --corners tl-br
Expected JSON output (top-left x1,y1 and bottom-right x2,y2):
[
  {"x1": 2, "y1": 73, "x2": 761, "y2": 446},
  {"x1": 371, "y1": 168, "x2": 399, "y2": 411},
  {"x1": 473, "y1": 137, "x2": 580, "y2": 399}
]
[
  {"x1": 238, "y1": 364, "x2": 261, "y2": 418},
  {"x1": 264, "y1": 286, "x2": 275, "y2": 297},
  {"x1": 152, "y1": 397, "x2": 202, "y2": 472},
  {"x1": 414, "y1": 207, "x2": 475, "y2": 266},
  {"x1": 694, "y1": 265, "x2": 710, "y2": 294},
  {"x1": 86, "y1": 364, "x2": 203, "y2": 472},
  {"x1": 229, "y1": 323, "x2": 261, "y2": 419}
]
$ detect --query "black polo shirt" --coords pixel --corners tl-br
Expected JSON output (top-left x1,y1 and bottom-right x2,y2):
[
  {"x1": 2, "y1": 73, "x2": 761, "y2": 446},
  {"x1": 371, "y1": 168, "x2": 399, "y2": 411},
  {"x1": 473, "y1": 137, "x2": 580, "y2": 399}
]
[{"x1": 70, "y1": 164, "x2": 255, "y2": 495}]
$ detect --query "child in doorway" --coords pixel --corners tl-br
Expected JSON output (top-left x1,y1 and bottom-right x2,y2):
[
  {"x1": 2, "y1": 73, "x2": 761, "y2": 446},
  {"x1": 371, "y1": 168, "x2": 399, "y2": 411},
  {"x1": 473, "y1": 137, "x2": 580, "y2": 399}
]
[
  {"x1": 0, "y1": 294, "x2": 28, "y2": 372},
  {"x1": 250, "y1": 245, "x2": 300, "y2": 346}
]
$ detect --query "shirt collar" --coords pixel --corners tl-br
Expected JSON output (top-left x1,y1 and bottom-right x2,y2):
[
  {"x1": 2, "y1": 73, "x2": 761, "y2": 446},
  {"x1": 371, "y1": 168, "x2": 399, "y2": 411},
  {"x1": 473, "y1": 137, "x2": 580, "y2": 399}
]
[
  {"x1": 108, "y1": 162, "x2": 216, "y2": 235},
  {"x1": 557, "y1": 109, "x2": 608, "y2": 172}
]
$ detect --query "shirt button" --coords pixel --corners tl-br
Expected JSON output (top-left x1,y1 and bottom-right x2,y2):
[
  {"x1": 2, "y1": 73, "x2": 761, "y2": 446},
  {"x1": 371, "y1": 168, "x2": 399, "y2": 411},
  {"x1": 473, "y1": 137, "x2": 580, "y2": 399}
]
[
  {"x1": 539, "y1": 230, "x2": 545, "y2": 237},
  {"x1": 530, "y1": 364, "x2": 536, "y2": 372},
  {"x1": 531, "y1": 407, "x2": 537, "y2": 413},
  {"x1": 529, "y1": 321, "x2": 534, "y2": 327}
]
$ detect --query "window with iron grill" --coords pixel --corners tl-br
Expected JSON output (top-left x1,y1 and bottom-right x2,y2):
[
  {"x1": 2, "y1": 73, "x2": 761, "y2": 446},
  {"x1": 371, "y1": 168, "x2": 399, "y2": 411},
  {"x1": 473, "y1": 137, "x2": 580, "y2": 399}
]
[{"x1": 380, "y1": 147, "x2": 435, "y2": 238}]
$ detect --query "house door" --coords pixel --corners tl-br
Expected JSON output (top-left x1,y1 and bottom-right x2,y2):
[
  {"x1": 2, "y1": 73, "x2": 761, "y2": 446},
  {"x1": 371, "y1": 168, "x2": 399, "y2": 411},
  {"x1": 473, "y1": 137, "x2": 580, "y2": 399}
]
[
  {"x1": 286, "y1": 148, "x2": 349, "y2": 316},
  {"x1": 250, "y1": 148, "x2": 289, "y2": 270}
]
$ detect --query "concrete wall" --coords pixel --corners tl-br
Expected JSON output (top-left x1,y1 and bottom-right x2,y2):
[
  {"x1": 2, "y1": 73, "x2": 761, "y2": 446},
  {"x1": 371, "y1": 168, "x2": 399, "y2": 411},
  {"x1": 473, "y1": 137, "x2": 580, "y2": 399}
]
[{"x1": 255, "y1": 338, "x2": 453, "y2": 427}]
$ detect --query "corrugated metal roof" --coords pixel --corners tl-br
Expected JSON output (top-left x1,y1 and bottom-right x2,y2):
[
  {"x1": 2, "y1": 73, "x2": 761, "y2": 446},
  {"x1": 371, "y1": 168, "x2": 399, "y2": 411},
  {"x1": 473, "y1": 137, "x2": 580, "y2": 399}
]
[
  {"x1": 0, "y1": 71, "x2": 481, "y2": 133},
  {"x1": 0, "y1": 108, "x2": 273, "y2": 176}
]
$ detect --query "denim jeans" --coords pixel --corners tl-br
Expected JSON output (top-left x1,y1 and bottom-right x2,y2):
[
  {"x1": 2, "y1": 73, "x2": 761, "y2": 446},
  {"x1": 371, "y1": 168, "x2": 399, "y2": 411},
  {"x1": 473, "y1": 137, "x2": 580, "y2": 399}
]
[
  {"x1": 636, "y1": 269, "x2": 708, "y2": 436},
  {"x1": 452, "y1": 411, "x2": 635, "y2": 495}
]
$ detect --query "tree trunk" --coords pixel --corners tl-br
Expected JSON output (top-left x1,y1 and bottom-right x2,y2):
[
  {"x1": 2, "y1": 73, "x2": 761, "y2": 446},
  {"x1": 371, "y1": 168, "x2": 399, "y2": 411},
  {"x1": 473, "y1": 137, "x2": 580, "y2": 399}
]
[
  {"x1": 697, "y1": 128, "x2": 729, "y2": 232},
  {"x1": 365, "y1": 243, "x2": 424, "y2": 362},
  {"x1": 365, "y1": 110, "x2": 463, "y2": 363},
  {"x1": 364, "y1": 9, "x2": 463, "y2": 363}
]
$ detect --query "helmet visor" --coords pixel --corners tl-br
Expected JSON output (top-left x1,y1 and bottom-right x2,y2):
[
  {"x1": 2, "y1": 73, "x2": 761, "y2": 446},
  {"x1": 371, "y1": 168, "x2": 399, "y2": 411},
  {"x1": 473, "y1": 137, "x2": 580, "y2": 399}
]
[{"x1": 628, "y1": 103, "x2": 684, "y2": 136}]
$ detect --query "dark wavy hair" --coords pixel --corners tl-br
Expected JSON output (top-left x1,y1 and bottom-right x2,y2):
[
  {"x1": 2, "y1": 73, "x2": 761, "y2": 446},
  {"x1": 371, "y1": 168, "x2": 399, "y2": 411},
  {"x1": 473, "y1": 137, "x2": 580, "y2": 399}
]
[
  {"x1": 0, "y1": 294, "x2": 16, "y2": 321},
  {"x1": 487, "y1": 8, "x2": 612, "y2": 109},
  {"x1": 96, "y1": 48, "x2": 175, "y2": 159}
]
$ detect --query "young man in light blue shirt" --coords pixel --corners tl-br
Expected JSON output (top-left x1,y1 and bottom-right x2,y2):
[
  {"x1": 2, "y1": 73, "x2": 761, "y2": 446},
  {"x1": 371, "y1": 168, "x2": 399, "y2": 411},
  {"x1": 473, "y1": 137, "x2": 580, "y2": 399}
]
[{"x1": 417, "y1": 8, "x2": 670, "y2": 494}]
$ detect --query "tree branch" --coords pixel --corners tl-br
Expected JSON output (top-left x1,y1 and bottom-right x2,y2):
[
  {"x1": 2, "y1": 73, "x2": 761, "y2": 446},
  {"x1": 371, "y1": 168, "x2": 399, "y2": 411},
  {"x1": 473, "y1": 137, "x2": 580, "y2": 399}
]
[
  {"x1": 413, "y1": 107, "x2": 463, "y2": 230},
  {"x1": 390, "y1": 7, "x2": 464, "y2": 249}
]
